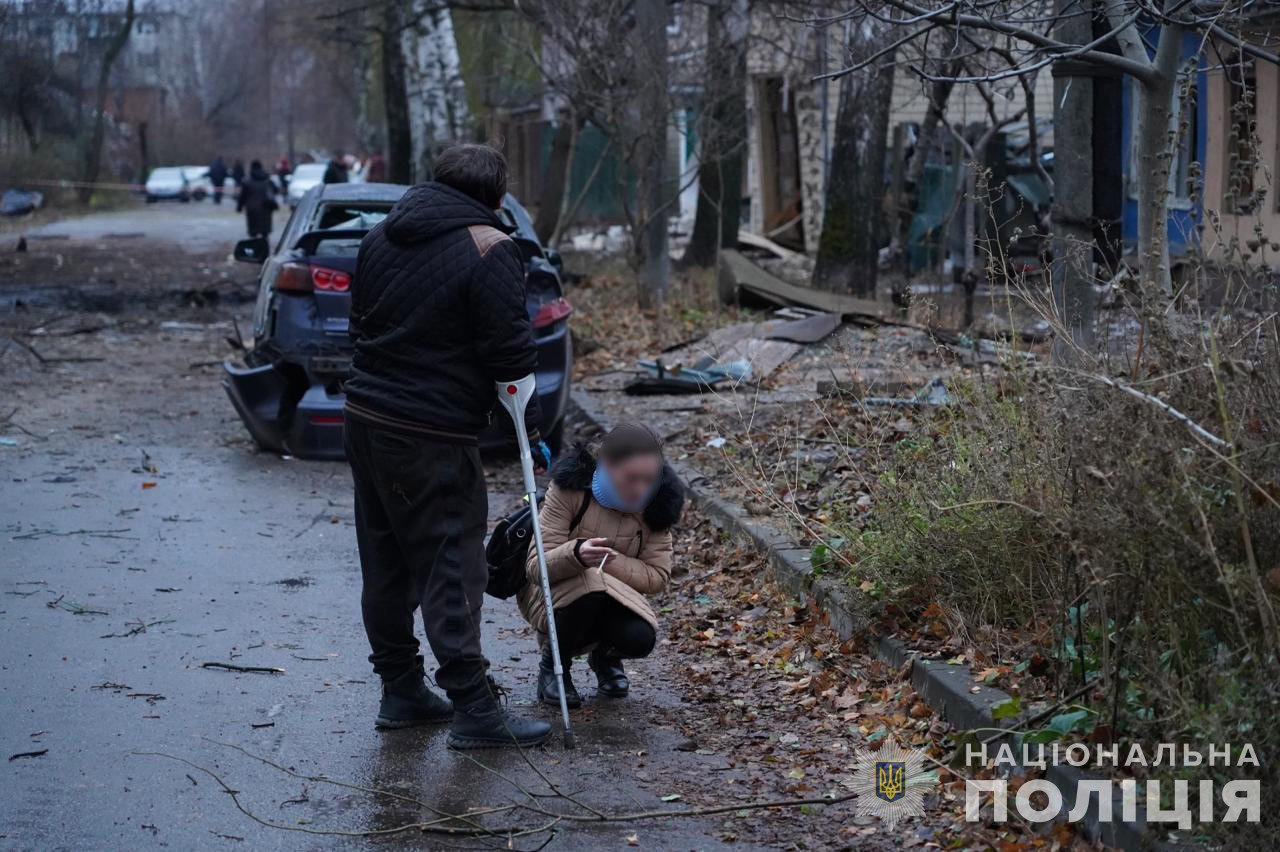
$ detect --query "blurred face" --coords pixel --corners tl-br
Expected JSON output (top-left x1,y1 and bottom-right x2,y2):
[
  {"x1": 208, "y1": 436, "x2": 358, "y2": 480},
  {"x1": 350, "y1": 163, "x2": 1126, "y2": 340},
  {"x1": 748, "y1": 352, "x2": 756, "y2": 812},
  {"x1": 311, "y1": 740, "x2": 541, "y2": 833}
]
[{"x1": 601, "y1": 452, "x2": 662, "y2": 508}]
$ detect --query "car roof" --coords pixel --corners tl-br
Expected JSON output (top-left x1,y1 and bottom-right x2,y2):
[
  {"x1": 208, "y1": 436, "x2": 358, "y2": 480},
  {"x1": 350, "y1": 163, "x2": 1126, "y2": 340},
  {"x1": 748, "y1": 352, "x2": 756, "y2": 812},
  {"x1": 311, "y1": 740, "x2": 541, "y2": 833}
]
[
  {"x1": 316, "y1": 182, "x2": 408, "y2": 202},
  {"x1": 294, "y1": 162, "x2": 328, "y2": 173}
]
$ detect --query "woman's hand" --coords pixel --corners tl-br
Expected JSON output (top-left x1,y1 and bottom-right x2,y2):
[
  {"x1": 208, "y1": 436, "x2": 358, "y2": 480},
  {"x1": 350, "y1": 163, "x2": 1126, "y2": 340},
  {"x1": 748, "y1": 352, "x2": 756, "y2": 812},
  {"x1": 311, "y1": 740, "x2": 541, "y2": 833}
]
[{"x1": 578, "y1": 538, "x2": 616, "y2": 568}]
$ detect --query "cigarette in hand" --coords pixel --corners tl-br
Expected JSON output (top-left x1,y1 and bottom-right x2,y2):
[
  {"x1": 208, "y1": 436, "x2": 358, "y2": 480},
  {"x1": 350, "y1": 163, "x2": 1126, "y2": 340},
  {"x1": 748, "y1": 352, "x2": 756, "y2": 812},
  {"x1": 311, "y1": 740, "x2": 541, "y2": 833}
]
[{"x1": 596, "y1": 552, "x2": 610, "y2": 572}]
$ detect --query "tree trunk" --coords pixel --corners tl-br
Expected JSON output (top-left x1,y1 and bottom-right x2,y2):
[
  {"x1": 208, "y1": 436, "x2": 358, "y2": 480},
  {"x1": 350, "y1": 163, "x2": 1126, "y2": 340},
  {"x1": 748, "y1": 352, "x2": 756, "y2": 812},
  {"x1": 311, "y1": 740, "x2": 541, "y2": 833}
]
[
  {"x1": 1133, "y1": 24, "x2": 1183, "y2": 297},
  {"x1": 1050, "y1": 0, "x2": 1096, "y2": 354},
  {"x1": 682, "y1": 0, "x2": 749, "y2": 268},
  {"x1": 813, "y1": 38, "x2": 894, "y2": 297},
  {"x1": 80, "y1": 0, "x2": 135, "y2": 203},
  {"x1": 138, "y1": 120, "x2": 149, "y2": 180},
  {"x1": 635, "y1": 0, "x2": 670, "y2": 306},
  {"x1": 534, "y1": 113, "x2": 579, "y2": 243},
  {"x1": 402, "y1": 2, "x2": 469, "y2": 183},
  {"x1": 382, "y1": 2, "x2": 413, "y2": 185}
]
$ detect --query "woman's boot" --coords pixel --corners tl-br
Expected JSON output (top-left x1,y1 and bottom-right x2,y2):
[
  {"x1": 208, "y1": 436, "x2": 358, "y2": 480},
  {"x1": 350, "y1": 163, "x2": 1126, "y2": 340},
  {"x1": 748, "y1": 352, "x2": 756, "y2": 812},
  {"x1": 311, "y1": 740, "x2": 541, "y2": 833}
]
[
  {"x1": 588, "y1": 648, "x2": 629, "y2": 697},
  {"x1": 537, "y1": 645, "x2": 581, "y2": 708}
]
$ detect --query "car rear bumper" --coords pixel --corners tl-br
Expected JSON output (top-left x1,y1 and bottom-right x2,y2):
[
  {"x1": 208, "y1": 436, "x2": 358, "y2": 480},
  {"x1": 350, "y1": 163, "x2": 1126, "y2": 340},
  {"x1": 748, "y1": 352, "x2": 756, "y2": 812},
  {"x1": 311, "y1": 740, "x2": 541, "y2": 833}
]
[{"x1": 223, "y1": 355, "x2": 571, "y2": 461}]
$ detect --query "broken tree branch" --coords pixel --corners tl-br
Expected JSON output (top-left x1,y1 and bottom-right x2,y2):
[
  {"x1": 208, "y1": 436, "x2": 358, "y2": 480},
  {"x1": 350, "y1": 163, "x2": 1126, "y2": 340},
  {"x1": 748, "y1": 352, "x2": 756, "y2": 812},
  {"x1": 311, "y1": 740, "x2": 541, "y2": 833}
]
[
  {"x1": 1062, "y1": 370, "x2": 1230, "y2": 448},
  {"x1": 201, "y1": 662, "x2": 286, "y2": 674}
]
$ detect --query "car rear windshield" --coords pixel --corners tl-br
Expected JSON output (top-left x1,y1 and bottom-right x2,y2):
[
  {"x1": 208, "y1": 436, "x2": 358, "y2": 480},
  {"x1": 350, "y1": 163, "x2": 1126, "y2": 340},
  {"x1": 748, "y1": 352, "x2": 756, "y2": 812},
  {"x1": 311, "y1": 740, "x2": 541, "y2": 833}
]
[{"x1": 306, "y1": 202, "x2": 392, "y2": 257}]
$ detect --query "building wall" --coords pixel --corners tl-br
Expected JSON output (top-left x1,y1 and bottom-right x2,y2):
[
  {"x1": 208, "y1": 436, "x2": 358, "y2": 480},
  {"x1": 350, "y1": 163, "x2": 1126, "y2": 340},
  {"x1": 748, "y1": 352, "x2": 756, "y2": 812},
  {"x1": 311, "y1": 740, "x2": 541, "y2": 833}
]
[
  {"x1": 742, "y1": 12, "x2": 1056, "y2": 256},
  {"x1": 744, "y1": 11, "x2": 841, "y2": 254},
  {"x1": 1201, "y1": 48, "x2": 1280, "y2": 262}
]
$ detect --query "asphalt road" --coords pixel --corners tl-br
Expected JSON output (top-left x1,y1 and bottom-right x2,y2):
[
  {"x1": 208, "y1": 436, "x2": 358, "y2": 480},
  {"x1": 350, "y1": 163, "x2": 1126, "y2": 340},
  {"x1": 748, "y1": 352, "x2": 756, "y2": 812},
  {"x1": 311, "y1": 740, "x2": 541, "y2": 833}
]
[{"x1": 0, "y1": 203, "x2": 726, "y2": 851}]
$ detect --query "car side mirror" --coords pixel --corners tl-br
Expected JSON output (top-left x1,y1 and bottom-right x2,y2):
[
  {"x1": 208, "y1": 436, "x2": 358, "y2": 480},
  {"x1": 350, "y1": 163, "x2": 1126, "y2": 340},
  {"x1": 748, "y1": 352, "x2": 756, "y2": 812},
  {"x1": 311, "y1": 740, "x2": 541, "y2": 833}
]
[
  {"x1": 234, "y1": 237, "x2": 269, "y2": 264},
  {"x1": 510, "y1": 235, "x2": 544, "y2": 264}
]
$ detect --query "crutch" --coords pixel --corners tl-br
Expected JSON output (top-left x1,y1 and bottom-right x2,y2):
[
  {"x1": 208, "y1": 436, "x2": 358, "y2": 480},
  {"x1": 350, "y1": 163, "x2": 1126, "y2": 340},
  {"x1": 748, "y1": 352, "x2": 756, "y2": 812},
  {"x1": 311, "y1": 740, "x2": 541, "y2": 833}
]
[{"x1": 495, "y1": 375, "x2": 576, "y2": 749}]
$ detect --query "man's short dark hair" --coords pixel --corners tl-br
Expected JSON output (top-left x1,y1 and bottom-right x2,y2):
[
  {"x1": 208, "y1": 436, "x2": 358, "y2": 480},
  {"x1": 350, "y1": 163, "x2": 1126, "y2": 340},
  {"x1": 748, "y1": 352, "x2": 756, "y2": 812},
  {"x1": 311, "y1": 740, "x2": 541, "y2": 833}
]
[{"x1": 432, "y1": 144, "x2": 508, "y2": 209}]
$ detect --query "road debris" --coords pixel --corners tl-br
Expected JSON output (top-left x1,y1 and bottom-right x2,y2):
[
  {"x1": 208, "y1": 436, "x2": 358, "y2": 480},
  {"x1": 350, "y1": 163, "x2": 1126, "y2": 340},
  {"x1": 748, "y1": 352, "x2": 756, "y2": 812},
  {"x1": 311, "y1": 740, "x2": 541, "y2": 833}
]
[
  {"x1": 46, "y1": 594, "x2": 108, "y2": 615},
  {"x1": 200, "y1": 662, "x2": 286, "y2": 675},
  {"x1": 101, "y1": 618, "x2": 175, "y2": 638},
  {"x1": 15, "y1": 527, "x2": 134, "y2": 541}
]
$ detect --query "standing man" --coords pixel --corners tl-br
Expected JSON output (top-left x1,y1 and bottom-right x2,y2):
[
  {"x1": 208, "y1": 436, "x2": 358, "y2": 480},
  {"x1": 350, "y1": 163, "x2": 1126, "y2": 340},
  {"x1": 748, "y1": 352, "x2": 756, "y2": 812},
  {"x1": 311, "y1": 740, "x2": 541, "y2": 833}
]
[
  {"x1": 344, "y1": 144, "x2": 552, "y2": 749},
  {"x1": 208, "y1": 156, "x2": 228, "y2": 205}
]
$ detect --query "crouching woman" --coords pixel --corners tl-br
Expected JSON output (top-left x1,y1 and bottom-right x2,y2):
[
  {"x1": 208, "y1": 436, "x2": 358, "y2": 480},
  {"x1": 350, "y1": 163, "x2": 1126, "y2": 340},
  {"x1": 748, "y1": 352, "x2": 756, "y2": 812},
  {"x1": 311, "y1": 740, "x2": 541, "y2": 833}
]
[{"x1": 519, "y1": 423, "x2": 685, "y2": 705}]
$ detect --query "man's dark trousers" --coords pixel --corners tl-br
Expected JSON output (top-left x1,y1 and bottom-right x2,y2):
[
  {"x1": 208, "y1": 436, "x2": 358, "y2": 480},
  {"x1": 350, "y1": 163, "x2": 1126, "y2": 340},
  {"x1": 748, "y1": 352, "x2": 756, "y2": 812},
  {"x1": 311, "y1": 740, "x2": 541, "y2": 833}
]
[{"x1": 344, "y1": 418, "x2": 489, "y2": 698}]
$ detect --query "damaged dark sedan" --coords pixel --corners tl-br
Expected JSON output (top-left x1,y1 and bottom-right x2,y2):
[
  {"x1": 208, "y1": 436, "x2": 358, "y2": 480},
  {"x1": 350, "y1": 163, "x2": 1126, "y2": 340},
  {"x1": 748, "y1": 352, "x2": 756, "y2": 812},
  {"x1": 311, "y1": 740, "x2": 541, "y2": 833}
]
[{"x1": 223, "y1": 182, "x2": 573, "y2": 459}]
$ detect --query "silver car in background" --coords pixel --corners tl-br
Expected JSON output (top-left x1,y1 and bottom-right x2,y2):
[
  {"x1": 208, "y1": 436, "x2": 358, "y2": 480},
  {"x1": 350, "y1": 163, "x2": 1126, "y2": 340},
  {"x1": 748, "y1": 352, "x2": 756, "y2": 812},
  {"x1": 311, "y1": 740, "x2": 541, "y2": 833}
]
[
  {"x1": 286, "y1": 163, "x2": 329, "y2": 207},
  {"x1": 144, "y1": 167, "x2": 193, "y2": 202}
]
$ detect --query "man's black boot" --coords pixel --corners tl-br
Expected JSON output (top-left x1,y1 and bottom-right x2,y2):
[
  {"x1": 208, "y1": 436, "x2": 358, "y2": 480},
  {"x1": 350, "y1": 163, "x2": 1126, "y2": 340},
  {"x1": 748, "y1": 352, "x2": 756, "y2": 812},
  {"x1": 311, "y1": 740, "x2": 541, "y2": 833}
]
[
  {"x1": 536, "y1": 646, "x2": 581, "y2": 708},
  {"x1": 375, "y1": 667, "x2": 454, "y2": 729},
  {"x1": 447, "y1": 682, "x2": 551, "y2": 749},
  {"x1": 588, "y1": 648, "x2": 629, "y2": 698}
]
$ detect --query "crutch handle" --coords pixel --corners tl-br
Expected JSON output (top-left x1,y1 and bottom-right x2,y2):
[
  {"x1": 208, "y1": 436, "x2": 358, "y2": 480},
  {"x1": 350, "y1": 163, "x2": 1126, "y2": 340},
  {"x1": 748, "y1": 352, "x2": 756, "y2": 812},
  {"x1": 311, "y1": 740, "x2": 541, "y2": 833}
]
[{"x1": 497, "y1": 375, "x2": 539, "y2": 493}]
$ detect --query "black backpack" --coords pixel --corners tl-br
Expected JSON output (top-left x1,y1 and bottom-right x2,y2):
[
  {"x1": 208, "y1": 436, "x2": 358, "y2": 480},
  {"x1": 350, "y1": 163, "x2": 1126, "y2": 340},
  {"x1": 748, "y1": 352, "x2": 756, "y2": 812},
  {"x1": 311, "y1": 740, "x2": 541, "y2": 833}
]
[{"x1": 485, "y1": 491, "x2": 591, "y2": 600}]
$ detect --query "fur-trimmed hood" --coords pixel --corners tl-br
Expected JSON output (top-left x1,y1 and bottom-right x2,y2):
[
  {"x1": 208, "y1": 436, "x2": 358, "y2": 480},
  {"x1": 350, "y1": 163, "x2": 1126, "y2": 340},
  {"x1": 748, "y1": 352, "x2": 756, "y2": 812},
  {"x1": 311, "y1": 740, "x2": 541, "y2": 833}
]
[{"x1": 550, "y1": 443, "x2": 685, "y2": 532}]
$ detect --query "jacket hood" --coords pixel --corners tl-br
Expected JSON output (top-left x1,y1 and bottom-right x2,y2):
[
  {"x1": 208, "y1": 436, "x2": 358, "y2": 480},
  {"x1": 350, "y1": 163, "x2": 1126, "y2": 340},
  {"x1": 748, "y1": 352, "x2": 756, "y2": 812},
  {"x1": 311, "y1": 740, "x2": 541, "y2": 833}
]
[
  {"x1": 384, "y1": 181, "x2": 510, "y2": 245},
  {"x1": 551, "y1": 443, "x2": 685, "y2": 532}
]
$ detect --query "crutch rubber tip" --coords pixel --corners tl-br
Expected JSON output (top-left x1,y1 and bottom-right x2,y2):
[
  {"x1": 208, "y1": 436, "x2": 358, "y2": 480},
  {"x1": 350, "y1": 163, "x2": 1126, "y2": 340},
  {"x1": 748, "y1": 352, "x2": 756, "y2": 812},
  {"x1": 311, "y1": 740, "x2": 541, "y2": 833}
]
[{"x1": 563, "y1": 729, "x2": 577, "y2": 749}]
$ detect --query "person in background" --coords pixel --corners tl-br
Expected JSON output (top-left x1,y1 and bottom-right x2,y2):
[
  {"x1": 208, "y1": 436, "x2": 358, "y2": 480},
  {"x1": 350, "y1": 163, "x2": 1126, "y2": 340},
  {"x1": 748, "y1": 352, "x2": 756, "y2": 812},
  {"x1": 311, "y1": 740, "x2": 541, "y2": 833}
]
[
  {"x1": 231, "y1": 158, "x2": 245, "y2": 190},
  {"x1": 520, "y1": 423, "x2": 684, "y2": 707},
  {"x1": 344, "y1": 143, "x2": 552, "y2": 749},
  {"x1": 365, "y1": 153, "x2": 387, "y2": 183},
  {"x1": 208, "y1": 156, "x2": 228, "y2": 205},
  {"x1": 275, "y1": 156, "x2": 292, "y2": 192},
  {"x1": 236, "y1": 160, "x2": 278, "y2": 239},
  {"x1": 323, "y1": 154, "x2": 349, "y2": 184}
]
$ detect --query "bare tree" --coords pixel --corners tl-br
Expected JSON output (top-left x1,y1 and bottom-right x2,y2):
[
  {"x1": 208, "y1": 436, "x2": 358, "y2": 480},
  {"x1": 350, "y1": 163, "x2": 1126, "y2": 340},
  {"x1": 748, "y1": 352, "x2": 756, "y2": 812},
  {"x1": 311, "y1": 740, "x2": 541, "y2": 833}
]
[
  {"x1": 824, "y1": 0, "x2": 1279, "y2": 336},
  {"x1": 518, "y1": 0, "x2": 677, "y2": 301},
  {"x1": 682, "y1": 0, "x2": 751, "y2": 269},
  {"x1": 81, "y1": 0, "x2": 136, "y2": 203},
  {"x1": 813, "y1": 21, "x2": 894, "y2": 296},
  {"x1": 381, "y1": 0, "x2": 415, "y2": 182}
]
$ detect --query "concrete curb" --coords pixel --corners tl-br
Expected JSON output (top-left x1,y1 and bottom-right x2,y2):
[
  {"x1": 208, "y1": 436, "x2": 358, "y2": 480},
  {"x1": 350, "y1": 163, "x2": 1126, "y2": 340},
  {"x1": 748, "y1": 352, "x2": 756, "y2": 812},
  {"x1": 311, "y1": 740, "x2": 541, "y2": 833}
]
[{"x1": 568, "y1": 390, "x2": 1151, "y2": 850}]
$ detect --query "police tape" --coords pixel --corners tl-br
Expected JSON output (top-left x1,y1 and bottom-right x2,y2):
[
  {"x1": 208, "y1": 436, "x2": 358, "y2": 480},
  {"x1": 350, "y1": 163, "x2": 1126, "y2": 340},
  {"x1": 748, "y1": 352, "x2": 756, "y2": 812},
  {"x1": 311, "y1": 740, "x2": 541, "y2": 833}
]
[{"x1": 13, "y1": 178, "x2": 146, "y2": 192}]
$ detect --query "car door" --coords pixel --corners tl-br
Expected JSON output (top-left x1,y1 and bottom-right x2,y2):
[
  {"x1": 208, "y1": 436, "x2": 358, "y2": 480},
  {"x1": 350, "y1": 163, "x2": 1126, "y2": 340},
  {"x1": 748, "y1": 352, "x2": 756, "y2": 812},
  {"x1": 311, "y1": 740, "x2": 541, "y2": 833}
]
[{"x1": 252, "y1": 198, "x2": 310, "y2": 340}]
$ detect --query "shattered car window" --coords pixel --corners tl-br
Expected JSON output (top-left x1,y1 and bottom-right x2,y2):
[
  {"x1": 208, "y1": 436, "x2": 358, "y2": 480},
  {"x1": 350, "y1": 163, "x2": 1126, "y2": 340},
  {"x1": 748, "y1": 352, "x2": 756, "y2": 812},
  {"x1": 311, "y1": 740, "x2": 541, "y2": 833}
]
[
  {"x1": 315, "y1": 204, "x2": 391, "y2": 231},
  {"x1": 324, "y1": 212, "x2": 386, "y2": 230}
]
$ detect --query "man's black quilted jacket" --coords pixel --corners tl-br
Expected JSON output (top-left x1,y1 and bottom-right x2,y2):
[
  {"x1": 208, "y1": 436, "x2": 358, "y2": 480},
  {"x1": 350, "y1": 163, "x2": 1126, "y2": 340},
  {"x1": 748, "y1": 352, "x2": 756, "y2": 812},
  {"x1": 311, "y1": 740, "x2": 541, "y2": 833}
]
[{"x1": 344, "y1": 182, "x2": 541, "y2": 443}]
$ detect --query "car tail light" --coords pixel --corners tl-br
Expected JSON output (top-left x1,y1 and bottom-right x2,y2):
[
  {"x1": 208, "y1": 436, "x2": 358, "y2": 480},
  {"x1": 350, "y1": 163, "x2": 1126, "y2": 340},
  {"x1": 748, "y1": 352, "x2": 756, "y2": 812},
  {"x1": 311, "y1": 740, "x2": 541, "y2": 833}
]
[
  {"x1": 532, "y1": 297, "x2": 573, "y2": 329},
  {"x1": 275, "y1": 262, "x2": 313, "y2": 292},
  {"x1": 273, "y1": 263, "x2": 351, "y2": 293},
  {"x1": 312, "y1": 266, "x2": 351, "y2": 292}
]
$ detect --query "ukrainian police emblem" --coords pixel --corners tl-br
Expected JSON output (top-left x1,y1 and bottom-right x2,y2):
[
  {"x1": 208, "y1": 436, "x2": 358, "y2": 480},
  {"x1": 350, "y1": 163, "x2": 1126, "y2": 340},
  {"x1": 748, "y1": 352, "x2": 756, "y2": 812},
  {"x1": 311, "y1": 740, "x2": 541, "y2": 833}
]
[
  {"x1": 852, "y1": 738, "x2": 932, "y2": 829},
  {"x1": 875, "y1": 760, "x2": 906, "y2": 802}
]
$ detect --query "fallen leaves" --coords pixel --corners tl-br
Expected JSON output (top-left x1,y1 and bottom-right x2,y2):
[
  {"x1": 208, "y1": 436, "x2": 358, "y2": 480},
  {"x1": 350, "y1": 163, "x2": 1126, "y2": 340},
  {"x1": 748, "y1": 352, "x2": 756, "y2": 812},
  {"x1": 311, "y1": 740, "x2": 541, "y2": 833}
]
[{"x1": 650, "y1": 514, "x2": 1043, "y2": 849}]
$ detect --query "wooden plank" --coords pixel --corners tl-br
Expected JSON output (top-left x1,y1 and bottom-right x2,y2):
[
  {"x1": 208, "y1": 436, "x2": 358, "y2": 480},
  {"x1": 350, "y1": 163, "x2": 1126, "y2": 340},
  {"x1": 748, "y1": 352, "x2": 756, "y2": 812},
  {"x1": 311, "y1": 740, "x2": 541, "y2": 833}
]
[
  {"x1": 736, "y1": 230, "x2": 802, "y2": 261},
  {"x1": 721, "y1": 249, "x2": 889, "y2": 319}
]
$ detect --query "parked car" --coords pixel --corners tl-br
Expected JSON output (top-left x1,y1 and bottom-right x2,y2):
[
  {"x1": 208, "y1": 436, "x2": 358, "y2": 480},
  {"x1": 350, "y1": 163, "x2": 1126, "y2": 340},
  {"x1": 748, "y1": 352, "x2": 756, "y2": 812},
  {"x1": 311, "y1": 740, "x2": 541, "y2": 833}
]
[
  {"x1": 181, "y1": 166, "x2": 211, "y2": 200},
  {"x1": 223, "y1": 182, "x2": 573, "y2": 460},
  {"x1": 285, "y1": 162, "x2": 328, "y2": 207},
  {"x1": 144, "y1": 167, "x2": 193, "y2": 202}
]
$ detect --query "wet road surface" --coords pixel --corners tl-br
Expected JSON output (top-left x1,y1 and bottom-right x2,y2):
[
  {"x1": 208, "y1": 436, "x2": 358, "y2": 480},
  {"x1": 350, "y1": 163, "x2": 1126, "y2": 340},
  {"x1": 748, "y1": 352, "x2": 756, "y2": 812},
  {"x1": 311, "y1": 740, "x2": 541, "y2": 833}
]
[{"x1": 0, "y1": 204, "x2": 727, "y2": 850}]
